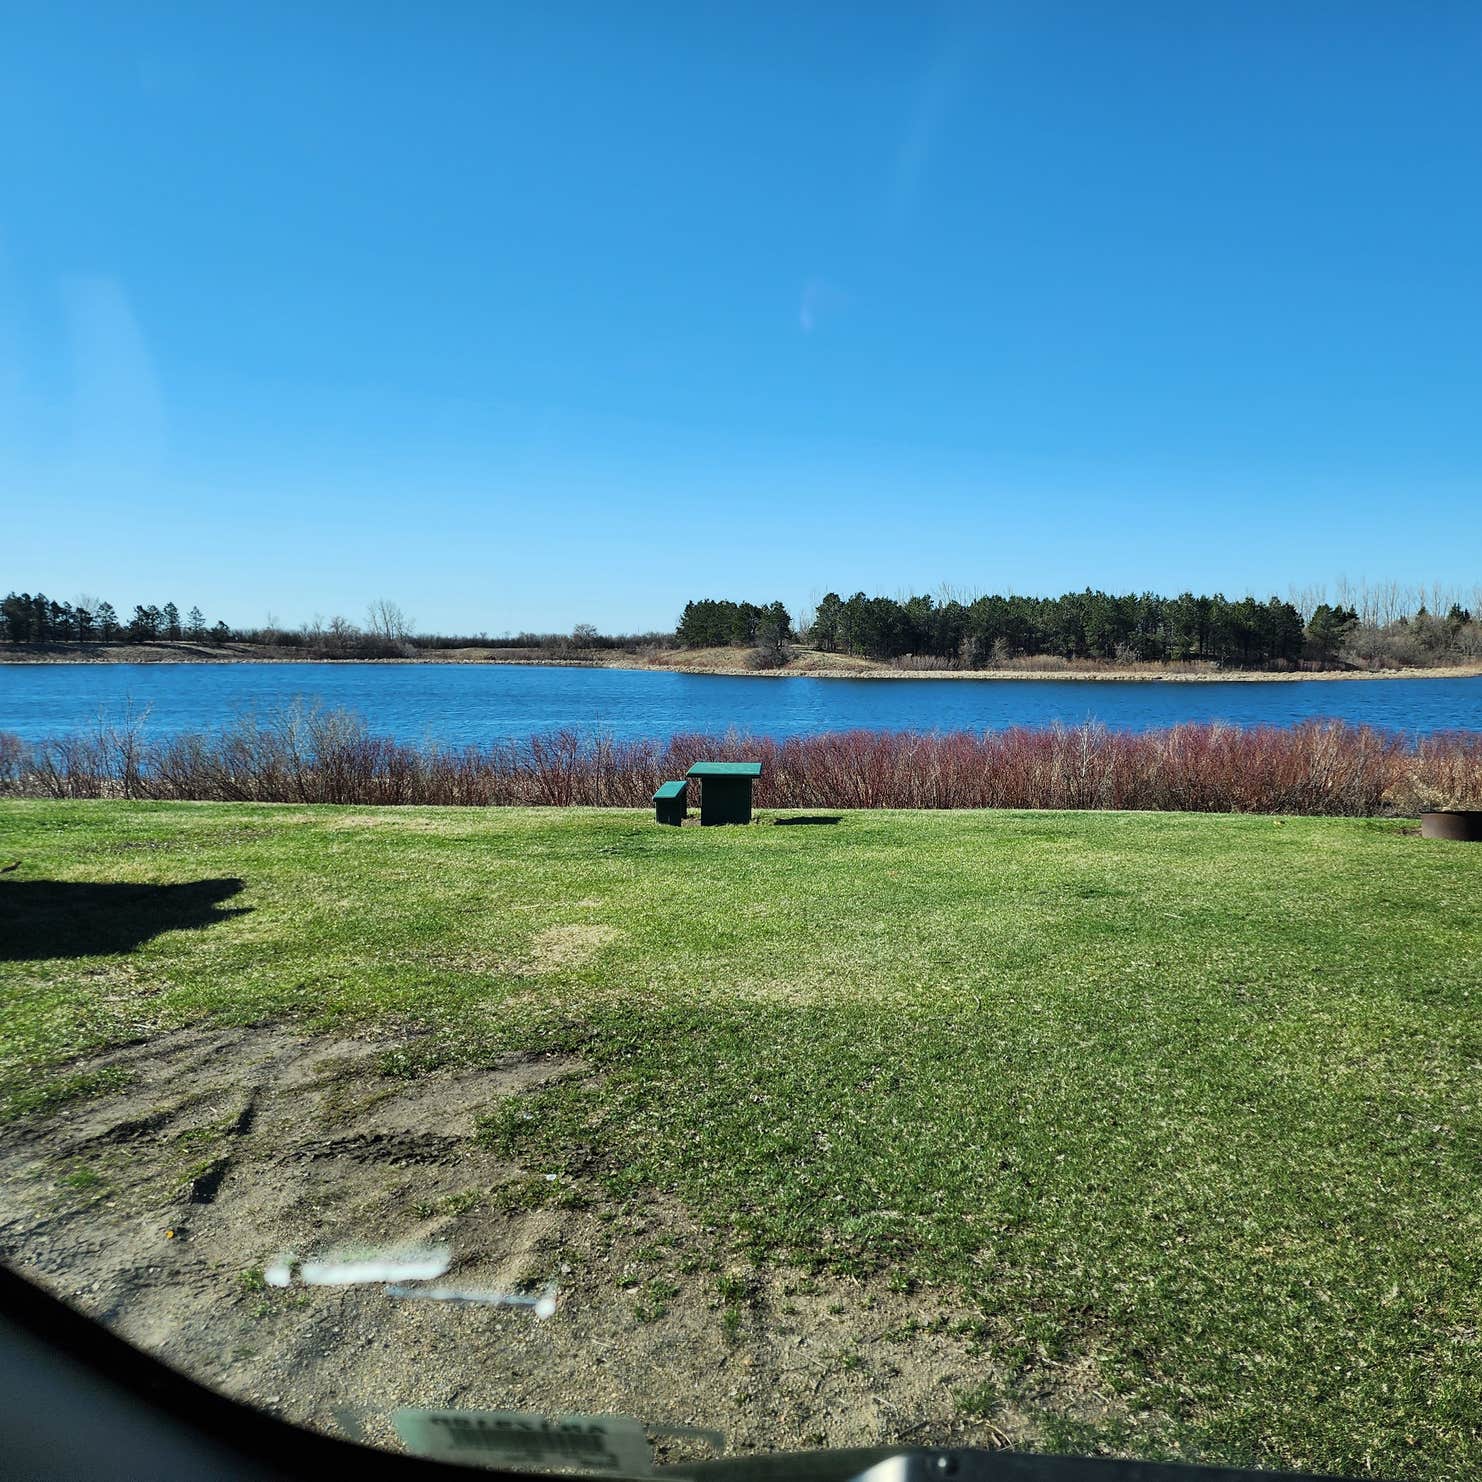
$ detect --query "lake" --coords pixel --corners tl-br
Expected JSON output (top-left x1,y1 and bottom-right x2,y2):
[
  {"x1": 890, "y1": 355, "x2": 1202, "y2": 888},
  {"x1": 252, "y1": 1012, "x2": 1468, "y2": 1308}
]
[{"x1": 2, "y1": 663, "x2": 1480, "y2": 746}]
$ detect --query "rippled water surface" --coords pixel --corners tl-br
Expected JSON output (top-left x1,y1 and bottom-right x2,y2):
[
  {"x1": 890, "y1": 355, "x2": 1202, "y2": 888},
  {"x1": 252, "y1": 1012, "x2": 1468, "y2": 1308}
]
[{"x1": 2, "y1": 662, "x2": 1480, "y2": 744}]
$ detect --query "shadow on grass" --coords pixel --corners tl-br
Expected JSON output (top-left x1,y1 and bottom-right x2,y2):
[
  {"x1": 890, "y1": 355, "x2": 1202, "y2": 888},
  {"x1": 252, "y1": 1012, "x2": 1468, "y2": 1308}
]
[
  {"x1": 0, "y1": 878, "x2": 250, "y2": 961},
  {"x1": 772, "y1": 815, "x2": 843, "y2": 826}
]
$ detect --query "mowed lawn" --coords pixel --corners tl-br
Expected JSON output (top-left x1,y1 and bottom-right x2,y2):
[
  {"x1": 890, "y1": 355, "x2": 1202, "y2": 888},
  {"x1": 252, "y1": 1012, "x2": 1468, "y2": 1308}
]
[{"x1": 1, "y1": 801, "x2": 1479, "y2": 1478}]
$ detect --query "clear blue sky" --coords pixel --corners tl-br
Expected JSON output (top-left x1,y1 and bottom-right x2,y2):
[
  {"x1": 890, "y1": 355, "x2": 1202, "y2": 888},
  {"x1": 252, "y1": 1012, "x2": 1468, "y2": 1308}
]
[{"x1": 5, "y1": 3, "x2": 1481, "y2": 634}]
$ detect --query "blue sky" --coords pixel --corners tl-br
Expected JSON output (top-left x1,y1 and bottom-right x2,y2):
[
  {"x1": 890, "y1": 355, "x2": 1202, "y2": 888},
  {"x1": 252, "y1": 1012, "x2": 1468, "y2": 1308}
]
[{"x1": 4, "y1": 3, "x2": 1481, "y2": 633}]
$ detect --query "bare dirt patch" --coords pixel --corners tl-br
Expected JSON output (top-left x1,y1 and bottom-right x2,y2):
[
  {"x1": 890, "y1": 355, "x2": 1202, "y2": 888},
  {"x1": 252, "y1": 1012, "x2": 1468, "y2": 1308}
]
[
  {"x1": 528, "y1": 924, "x2": 621, "y2": 972},
  {"x1": 0, "y1": 1025, "x2": 1101, "y2": 1464}
]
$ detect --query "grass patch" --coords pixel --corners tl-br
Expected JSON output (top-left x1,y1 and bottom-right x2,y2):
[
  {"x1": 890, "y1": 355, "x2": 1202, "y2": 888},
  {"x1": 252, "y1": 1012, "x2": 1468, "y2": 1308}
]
[
  {"x1": 1, "y1": 800, "x2": 1480, "y2": 1477},
  {"x1": 633, "y1": 1277, "x2": 680, "y2": 1324},
  {"x1": 412, "y1": 1188, "x2": 486, "y2": 1219},
  {"x1": 715, "y1": 1271, "x2": 753, "y2": 1306},
  {"x1": 7, "y1": 1066, "x2": 134, "y2": 1119}
]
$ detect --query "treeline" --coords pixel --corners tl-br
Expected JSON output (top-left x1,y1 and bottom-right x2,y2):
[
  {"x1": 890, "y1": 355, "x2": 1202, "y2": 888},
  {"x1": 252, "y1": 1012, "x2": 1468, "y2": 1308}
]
[
  {"x1": 3, "y1": 710, "x2": 1477, "y2": 816},
  {"x1": 1, "y1": 592, "x2": 230, "y2": 646},
  {"x1": 0, "y1": 590, "x2": 412, "y2": 657},
  {"x1": 676, "y1": 599, "x2": 794, "y2": 650},
  {"x1": 414, "y1": 626, "x2": 673, "y2": 655},
  {"x1": 1, "y1": 588, "x2": 671, "y2": 661},
  {"x1": 680, "y1": 589, "x2": 1482, "y2": 670},
  {"x1": 10, "y1": 581, "x2": 1480, "y2": 671},
  {"x1": 809, "y1": 589, "x2": 1316, "y2": 666}
]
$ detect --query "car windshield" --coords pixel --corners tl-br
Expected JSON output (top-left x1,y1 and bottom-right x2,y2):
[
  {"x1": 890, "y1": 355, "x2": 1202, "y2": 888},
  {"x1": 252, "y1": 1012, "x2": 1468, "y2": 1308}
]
[{"x1": 2, "y1": 7, "x2": 1480, "y2": 1481}]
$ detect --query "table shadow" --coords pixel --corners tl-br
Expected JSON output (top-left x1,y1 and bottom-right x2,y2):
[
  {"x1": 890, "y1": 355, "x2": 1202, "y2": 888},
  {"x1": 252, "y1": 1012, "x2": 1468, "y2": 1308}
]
[{"x1": 0, "y1": 878, "x2": 250, "y2": 962}]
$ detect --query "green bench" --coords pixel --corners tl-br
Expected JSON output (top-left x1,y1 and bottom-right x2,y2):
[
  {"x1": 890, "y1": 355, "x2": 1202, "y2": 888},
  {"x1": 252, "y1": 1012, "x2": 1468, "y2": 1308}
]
[
  {"x1": 686, "y1": 760, "x2": 763, "y2": 825},
  {"x1": 652, "y1": 779, "x2": 688, "y2": 826}
]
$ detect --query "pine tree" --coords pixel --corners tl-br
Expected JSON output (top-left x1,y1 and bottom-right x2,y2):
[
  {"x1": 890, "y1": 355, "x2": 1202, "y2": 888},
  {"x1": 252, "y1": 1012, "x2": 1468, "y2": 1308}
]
[
  {"x1": 754, "y1": 601, "x2": 793, "y2": 665},
  {"x1": 128, "y1": 605, "x2": 160, "y2": 643},
  {"x1": 186, "y1": 606, "x2": 206, "y2": 642},
  {"x1": 96, "y1": 601, "x2": 119, "y2": 642},
  {"x1": 1307, "y1": 604, "x2": 1359, "y2": 662},
  {"x1": 163, "y1": 601, "x2": 182, "y2": 641},
  {"x1": 810, "y1": 592, "x2": 843, "y2": 651},
  {"x1": 1, "y1": 592, "x2": 30, "y2": 643}
]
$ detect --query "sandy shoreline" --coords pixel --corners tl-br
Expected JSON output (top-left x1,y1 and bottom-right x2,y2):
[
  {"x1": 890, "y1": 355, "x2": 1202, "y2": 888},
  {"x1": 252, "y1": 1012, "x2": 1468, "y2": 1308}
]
[{"x1": 2, "y1": 643, "x2": 1479, "y2": 683}]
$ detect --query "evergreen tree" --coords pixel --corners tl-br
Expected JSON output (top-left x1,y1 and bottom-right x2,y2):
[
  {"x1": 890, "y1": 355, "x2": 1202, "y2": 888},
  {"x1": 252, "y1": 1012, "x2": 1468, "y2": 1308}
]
[
  {"x1": 753, "y1": 601, "x2": 793, "y2": 664},
  {"x1": 1307, "y1": 604, "x2": 1359, "y2": 662},
  {"x1": 674, "y1": 601, "x2": 705, "y2": 647},
  {"x1": 809, "y1": 592, "x2": 843, "y2": 651},
  {"x1": 186, "y1": 606, "x2": 207, "y2": 641},
  {"x1": 128, "y1": 604, "x2": 161, "y2": 643},
  {"x1": 1, "y1": 593, "x2": 29, "y2": 642},
  {"x1": 163, "y1": 602, "x2": 182, "y2": 640},
  {"x1": 95, "y1": 601, "x2": 120, "y2": 642}
]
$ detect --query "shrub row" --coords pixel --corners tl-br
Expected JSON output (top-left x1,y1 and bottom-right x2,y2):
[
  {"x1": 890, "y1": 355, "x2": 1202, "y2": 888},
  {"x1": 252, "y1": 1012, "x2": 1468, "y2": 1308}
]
[{"x1": 2, "y1": 711, "x2": 1478, "y2": 816}]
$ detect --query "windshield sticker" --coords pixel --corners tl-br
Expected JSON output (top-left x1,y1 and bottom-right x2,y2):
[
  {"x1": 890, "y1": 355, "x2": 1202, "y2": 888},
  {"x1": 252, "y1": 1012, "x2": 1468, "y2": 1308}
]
[{"x1": 393, "y1": 1408, "x2": 655, "y2": 1476}]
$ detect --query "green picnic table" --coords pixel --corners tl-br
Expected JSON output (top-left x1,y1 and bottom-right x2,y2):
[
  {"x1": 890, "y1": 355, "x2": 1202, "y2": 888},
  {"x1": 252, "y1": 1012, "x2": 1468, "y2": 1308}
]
[{"x1": 686, "y1": 760, "x2": 763, "y2": 825}]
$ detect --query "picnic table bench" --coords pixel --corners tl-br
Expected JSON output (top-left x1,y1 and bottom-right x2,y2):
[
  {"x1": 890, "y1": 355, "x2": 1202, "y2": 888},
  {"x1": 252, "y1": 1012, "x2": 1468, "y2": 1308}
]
[{"x1": 652, "y1": 778, "x2": 687, "y2": 826}]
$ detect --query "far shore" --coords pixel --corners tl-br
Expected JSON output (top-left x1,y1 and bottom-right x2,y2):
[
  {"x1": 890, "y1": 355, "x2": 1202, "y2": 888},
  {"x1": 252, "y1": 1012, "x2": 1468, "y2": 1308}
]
[{"x1": 4, "y1": 641, "x2": 1480, "y2": 683}]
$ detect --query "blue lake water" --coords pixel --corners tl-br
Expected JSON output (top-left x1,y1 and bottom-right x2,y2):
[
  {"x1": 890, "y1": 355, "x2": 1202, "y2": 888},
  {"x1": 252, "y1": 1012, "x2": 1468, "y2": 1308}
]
[{"x1": 2, "y1": 663, "x2": 1480, "y2": 745}]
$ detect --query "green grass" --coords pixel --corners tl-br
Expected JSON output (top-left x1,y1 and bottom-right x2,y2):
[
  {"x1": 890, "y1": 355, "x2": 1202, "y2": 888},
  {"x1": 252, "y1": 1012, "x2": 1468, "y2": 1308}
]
[{"x1": 1, "y1": 800, "x2": 1479, "y2": 1478}]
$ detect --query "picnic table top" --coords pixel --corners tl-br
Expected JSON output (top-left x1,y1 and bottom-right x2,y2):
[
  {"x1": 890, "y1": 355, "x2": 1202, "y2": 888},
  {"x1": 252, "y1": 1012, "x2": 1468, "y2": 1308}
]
[{"x1": 686, "y1": 761, "x2": 763, "y2": 779}]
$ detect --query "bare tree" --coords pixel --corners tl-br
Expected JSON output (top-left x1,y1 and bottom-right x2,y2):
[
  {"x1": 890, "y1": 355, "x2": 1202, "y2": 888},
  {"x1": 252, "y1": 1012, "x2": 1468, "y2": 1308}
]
[
  {"x1": 1373, "y1": 580, "x2": 1402, "y2": 627},
  {"x1": 322, "y1": 615, "x2": 358, "y2": 658},
  {"x1": 794, "y1": 598, "x2": 817, "y2": 642},
  {"x1": 366, "y1": 599, "x2": 413, "y2": 642},
  {"x1": 1429, "y1": 581, "x2": 1460, "y2": 619},
  {"x1": 1288, "y1": 584, "x2": 1325, "y2": 624}
]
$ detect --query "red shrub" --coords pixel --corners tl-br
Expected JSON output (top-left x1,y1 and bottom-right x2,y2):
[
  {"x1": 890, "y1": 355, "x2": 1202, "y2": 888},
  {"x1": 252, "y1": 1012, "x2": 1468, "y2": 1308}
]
[{"x1": 2, "y1": 713, "x2": 1478, "y2": 817}]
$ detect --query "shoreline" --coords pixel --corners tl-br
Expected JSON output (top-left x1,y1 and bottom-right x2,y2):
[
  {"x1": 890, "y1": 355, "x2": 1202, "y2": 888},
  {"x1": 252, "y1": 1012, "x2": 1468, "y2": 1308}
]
[
  {"x1": 2, "y1": 643, "x2": 1480, "y2": 683},
  {"x1": 2, "y1": 640, "x2": 1482, "y2": 678}
]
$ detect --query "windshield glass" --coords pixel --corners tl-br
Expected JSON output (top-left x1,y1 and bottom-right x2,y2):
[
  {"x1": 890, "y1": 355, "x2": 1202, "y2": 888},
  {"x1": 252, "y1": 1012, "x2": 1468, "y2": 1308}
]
[{"x1": 2, "y1": 6, "x2": 1479, "y2": 1481}]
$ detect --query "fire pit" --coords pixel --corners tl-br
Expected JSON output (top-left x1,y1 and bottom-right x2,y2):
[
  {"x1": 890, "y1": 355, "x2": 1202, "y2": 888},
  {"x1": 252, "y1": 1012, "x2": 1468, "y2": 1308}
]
[{"x1": 1420, "y1": 810, "x2": 1482, "y2": 842}]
